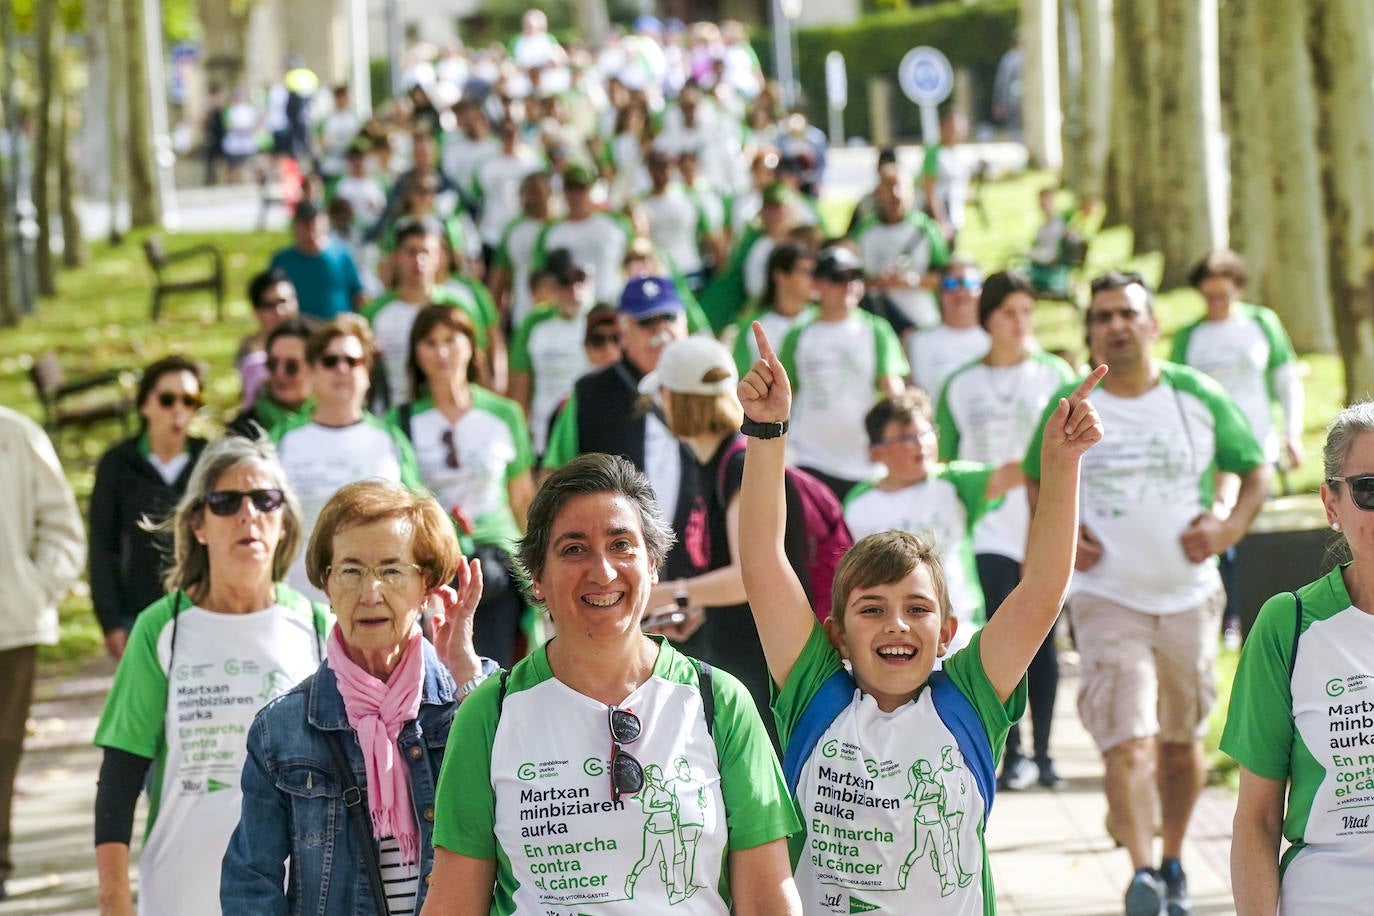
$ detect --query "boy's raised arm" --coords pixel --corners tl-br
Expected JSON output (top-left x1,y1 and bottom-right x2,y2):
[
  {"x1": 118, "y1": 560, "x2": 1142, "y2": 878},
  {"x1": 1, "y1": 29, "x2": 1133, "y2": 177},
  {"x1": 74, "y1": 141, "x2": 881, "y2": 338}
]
[
  {"x1": 980, "y1": 365, "x2": 1106, "y2": 701},
  {"x1": 738, "y1": 322, "x2": 819, "y2": 688}
]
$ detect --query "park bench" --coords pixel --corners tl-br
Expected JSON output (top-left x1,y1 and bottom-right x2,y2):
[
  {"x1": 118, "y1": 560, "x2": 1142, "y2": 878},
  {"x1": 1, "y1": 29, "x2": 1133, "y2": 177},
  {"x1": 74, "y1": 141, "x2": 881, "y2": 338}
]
[
  {"x1": 143, "y1": 236, "x2": 225, "y2": 321},
  {"x1": 29, "y1": 351, "x2": 137, "y2": 447}
]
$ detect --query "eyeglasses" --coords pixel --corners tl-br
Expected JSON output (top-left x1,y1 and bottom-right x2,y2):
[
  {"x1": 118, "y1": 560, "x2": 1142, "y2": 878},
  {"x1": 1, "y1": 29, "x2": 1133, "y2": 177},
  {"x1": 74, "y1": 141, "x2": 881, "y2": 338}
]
[
  {"x1": 204, "y1": 488, "x2": 285, "y2": 516},
  {"x1": 940, "y1": 276, "x2": 982, "y2": 292},
  {"x1": 156, "y1": 392, "x2": 202, "y2": 409},
  {"x1": 586, "y1": 332, "x2": 619, "y2": 348},
  {"x1": 267, "y1": 357, "x2": 302, "y2": 377},
  {"x1": 319, "y1": 353, "x2": 365, "y2": 370},
  {"x1": 607, "y1": 705, "x2": 644, "y2": 802},
  {"x1": 1329, "y1": 476, "x2": 1374, "y2": 511},
  {"x1": 327, "y1": 563, "x2": 425, "y2": 591},
  {"x1": 440, "y1": 429, "x2": 460, "y2": 470}
]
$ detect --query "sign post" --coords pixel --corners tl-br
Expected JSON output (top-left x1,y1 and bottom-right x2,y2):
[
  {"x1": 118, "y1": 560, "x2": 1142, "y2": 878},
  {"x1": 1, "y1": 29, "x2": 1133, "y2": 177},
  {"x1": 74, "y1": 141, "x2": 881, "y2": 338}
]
[
  {"x1": 825, "y1": 51, "x2": 847, "y2": 146},
  {"x1": 898, "y1": 46, "x2": 954, "y2": 145}
]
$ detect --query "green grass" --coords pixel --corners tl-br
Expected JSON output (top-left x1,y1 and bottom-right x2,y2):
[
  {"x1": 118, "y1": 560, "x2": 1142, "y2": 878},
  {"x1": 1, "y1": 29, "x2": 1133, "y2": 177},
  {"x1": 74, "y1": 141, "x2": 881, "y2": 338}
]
[{"x1": 3, "y1": 227, "x2": 285, "y2": 664}]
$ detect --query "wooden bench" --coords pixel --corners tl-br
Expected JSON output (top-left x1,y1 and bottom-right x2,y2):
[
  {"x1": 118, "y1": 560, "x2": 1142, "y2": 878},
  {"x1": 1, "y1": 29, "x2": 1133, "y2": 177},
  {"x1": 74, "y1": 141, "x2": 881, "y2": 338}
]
[
  {"x1": 29, "y1": 352, "x2": 137, "y2": 447},
  {"x1": 143, "y1": 236, "x2": 225, "y2": 321}
]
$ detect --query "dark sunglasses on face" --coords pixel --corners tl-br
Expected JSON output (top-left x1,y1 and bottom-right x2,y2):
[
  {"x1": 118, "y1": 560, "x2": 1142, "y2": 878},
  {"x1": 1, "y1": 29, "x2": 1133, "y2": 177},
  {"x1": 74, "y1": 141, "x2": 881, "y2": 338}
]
[
  {"x1": 608, "y1": 705, "x2": 644, "y2": 802},
  {"x1": 587, "y1": 332, "x2": 620, "y2": 348},
  {"x1": 941, "y1": 276, "x2": 982, "y2": 292},
  {"x1": 267, "y1": 357, "x2": 302, "y2": 377},
  {"x1": 204, "y1": 488, "x2": 286, "y2": 516},
  {"x1": 156, "y1": 392, "x2": 202, "y2": 409},
  {"x1": 1330, "y1": 476, "x2": 1374, "y2": 511},
  {"x1": 319, "y1": 353, "x2": 365, "y2": 370}
]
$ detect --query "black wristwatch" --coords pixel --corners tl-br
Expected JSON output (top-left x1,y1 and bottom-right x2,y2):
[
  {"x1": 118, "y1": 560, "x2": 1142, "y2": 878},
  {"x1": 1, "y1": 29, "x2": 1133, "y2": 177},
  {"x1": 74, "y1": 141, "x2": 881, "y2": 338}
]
[{"x1": 741, "y1": 417, "x2": 789, "y2": 439}]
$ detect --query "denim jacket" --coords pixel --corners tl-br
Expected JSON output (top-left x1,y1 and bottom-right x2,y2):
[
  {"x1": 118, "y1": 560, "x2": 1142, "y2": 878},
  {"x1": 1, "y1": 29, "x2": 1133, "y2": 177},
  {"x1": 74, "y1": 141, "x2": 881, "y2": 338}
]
[{"x1": 221, "y1": 641, "x2": 495, "y2": 915}]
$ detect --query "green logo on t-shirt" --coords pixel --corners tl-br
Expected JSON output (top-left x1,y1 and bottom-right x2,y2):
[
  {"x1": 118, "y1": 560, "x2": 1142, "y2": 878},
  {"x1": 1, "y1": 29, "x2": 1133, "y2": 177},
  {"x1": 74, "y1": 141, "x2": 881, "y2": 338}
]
[{"x1": 849, "y1": 897, "x2": 880, "y2": 914}]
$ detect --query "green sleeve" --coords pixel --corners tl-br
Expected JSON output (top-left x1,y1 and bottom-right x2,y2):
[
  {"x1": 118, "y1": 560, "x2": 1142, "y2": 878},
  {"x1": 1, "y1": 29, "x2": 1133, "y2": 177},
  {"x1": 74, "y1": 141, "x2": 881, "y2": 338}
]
[
  {"x1": 1252, "y1": 304, "x2": 1297, "y2": 370},
  {"x1": 1021, "y1": 379, "x2": 1078, "y2": 481},
  {"x1": 921, "y1": 144, "x2": 940, "y2": 179},
  {"x1": 942, "y1": 629, "x2": 1026, "y2": 765},
  {"x1": 435, "y1": 286, "x2": 491, "y2": 351},
  {"x1": 433, "y1": 676, "x2": 501, "y2": 857},
  {"x1": 1170, "y1": 319, "x2": 1199, "y2": 365},
  {"x1": 1166, "y1": 365, "x2": 1266, "y2": 474},
  {"x1": 699, "y1": 227, "x2": 760, "y2": 333},
  {"x1": 778, "y1": 323, "x2": 804, "y2": 395},
  {"x1": 360, "y1": 294, "x2": 390, "y2": 324},
  {"x1": 711, "y1": 667, "x2": 804, "y2": 850},
  {"x1": 678, "y1": 279, "x2": 711, "y2": 335},
  {"x1": 918, "y1": 213, "x2": 951, "y2": 270},
  {"x1": 493, "y1": 221, "x2": 516, "y2": 272},
  {"x1": 871, "y1": 312, "x2": 911, "y2": 382},
  {"x1": 93, "y1": 597, "x2": 175, "y2": 757},
  {"x1": 1219, "y1": 591, "x2": 1298, "y2": 780},
  {"x1": 485, "y1": 391, "x2": 535, "y2": 479},
  {"x1": 770, "y1": 622, "x2": 847, "y2": 749},
  {"x1": 530, "y1": 221, "x2": 554, "y2": 271},
  {"x1": 542, "y1": 392, "x2": 579, "y2": 469},
  {"x1": 934, "y1": 375, "x2": 961, "y2": 462},
  {"x1": 463, "y1": 278, "x2": 500, "y2": 331},
  {"x1": 508, "y1": 311, "x2": 540, "y2": 373},
  {"x1": 732, "y1": 315, "x2": 758, "y2": 377},
  {"x1": 941, "y1": 461, "x2": 995, "y2": 530},
  {"x1": 385, "y1": 419, "x2": 425, "y2": 491}
]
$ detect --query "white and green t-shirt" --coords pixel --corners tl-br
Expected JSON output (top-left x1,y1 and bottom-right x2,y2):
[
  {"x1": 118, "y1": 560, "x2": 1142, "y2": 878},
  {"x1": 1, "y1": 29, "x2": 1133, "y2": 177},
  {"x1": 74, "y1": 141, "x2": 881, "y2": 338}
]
[
  {"x1": 907, "y1": 325, "x2": 990, "y2": 403},
  {"x1": 93, "y1": 588, "x2": 328, "y2": 915},
  {"x1": 433, "y1": 638, "x2": 800, "y2": 915},
  {"x1": 843, "y1": 463, "x2": 993, "y2": 643},
  {"x1": 643, "y1": 184, "x2": 707, "y2": 275},
  {"x1": 509, "y1": 305, "x2": 591, "y2": 455},
  {"x1": 937, "y1": 351, "x2": 1076, "y2": 561},
  {"x1": 1170, "y1": 302, "x2": 1302, "y2": 463},
  {"x1": 537, "y1": 213, "x2": 633, "y2": 305},
  {"x1": 495, "y1": 216, "x2": 546, "y2": 329},
  {"x1": 852, "y1": 212, "x2": 950, "y2": 330},
  {"x1": 730, "y1": 307, "x2": 815, "y2": 378},
  {"x1": 362, "y1": 286, "x2": 496, "y2": 408},
  {"x1": 472, "y1": 148, "x2": 540, "y2": 246},
  {"x1": 1023, "y1": 363, "x2": 1266, "y2": 614},
  {"x1": 781, "y1": 311, "x2": 910, "y2": 482},
  {"x1": 273, "y1": 414, "x2": 421, "y2": 602},
  {"x1": 391, "y1": 389, "x2": 533, "y2": 550},
  {"x1": 774, "y1": 625, "x2": 1023, "y2": 915},
  {"x1": 1221, "y1": 565, "x2": 1374, "y2": 914}
]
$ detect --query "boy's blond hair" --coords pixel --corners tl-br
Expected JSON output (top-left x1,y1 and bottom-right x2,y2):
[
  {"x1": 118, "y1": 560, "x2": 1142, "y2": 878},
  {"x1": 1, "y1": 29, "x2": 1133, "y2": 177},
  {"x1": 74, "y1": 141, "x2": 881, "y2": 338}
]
[{"x1": 829, "y1": 530, "x2": 952, "y2": 627}]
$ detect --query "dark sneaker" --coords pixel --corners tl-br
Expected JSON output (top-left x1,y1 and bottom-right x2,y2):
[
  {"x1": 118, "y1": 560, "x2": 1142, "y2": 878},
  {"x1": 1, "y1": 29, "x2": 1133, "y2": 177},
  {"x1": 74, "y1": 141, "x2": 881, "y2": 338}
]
[
  {"x1": 1124, "y1": 867, "x2": 1165, "y2": 916},
  {"x1": 1160, "y1": 860, "x2": 1192, "y2": 916},
  {"x1": 998, "y1": 755, "x2": 1039, "y2": 791},
  {"x1": 1035, "y1": 756, "x2": 1068, "y2": 790}
]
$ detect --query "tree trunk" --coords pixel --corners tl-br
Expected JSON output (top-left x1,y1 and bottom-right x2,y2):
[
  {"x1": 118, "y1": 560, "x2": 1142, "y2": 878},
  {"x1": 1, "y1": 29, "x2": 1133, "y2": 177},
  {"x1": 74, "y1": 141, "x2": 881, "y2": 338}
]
[
  {"x1": 1223, "y1": 0, "x2": 1271, "y2": 288},
  {"x1": 1154, "y1": 0, "x2": 1222, "y2": 288},
  {"x1": 1107, "y1": 0, "x2": 1165, "y2": 253},
  {"x1": 124, "y1": 0, "x2": 159, "y2": 227},
  {"x1": 1073, "y1": 0, "x2": 1112, "y2": 204},
  {"x1": 57, "y1": 57, "x2": 83, "y2": 269},
  {"x1": 1059, "y1": 0, "x2": 1082, "y2": 191},
  {"x1": 0, "y1": 0, "x2": 15, "y2": 325},
  {"x1": 1255, "y1": 0, "x2": 1333, "y2": 351},
  {"x1": 106, "y1": 0, "x2": 127, "y2": 243},
  {"x1": 32, "y1": 0, "x2": 56, "y2": 296},
  {"x1": 1309, "y1": 0, "x2": 1374, "y2": 395},
  {"x1": 1021, "y1": 0, "x2": 1063, "y2": 170}
]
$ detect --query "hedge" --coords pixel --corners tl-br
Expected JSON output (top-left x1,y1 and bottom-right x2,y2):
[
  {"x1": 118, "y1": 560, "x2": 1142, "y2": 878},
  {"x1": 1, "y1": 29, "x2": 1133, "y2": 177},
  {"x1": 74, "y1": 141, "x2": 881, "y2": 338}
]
[{"x1": 752, "y1": 0, "x2": 1019, "y2": 142}]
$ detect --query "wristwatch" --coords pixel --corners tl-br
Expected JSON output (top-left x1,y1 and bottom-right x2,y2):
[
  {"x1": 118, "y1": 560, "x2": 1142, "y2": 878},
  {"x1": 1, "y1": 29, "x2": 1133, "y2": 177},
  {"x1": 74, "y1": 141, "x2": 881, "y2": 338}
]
[
  {"x1": 741, "y1": 417, "x2": 789, "y2": 439},
  {"x1": 455, "y1": 673, "x2": 488, "y2": 702},
  {"x1": 674, "y1": 580, "x2": 690, "y2": 609}
]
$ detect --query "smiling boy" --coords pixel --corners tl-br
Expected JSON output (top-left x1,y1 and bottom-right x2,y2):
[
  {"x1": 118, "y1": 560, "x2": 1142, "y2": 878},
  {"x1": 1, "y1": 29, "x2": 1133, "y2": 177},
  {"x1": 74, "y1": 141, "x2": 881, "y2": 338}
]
[{"x1": 736, "y1": 323, "x2": 1104, "y2": 914}]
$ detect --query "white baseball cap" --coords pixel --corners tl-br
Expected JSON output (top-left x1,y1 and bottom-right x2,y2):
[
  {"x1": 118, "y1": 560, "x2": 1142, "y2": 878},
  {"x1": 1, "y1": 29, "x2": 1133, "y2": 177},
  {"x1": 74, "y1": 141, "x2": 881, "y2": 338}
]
[{"x1": 639, "y1": 335, "x2": 737, "y2": 396}]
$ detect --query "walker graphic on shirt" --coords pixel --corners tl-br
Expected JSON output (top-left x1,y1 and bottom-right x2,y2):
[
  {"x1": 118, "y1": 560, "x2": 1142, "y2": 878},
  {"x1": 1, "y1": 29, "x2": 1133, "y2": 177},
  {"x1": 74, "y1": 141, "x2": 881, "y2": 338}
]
[{"x1": 624, "y1": 759, "x2": 708, "y2": 904}]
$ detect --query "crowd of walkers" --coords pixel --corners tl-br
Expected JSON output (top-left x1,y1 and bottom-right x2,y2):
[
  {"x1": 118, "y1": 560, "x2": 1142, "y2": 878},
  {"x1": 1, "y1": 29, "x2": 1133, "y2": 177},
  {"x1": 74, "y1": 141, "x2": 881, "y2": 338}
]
[{"x1": 5, "y1": 14, "x2": 1366, "y2": 916}]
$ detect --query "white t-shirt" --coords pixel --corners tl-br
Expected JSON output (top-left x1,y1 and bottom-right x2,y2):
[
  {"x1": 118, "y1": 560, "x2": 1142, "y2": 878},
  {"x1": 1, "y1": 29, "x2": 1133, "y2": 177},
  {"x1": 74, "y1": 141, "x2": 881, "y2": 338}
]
[
  {"x1": 441, "y1": 135, "x2": 500, "y2": 198},
  {"x1": 276, "y1": 419, "x2": 409, "y2": 602},
  {"x1": 511, "y1": 309, "x2": 590, "y2": 455},
  {"x1": 541, "y1": 215, "x2": 630, "y2": 305},
  {"x1": 334, "y1": 175, "x2": 388, "y2": 230},
  {"x1": 644, "y1": 413, "x2": 681, "y2": 527},
  {"x1": 855, "y1": 217, "x2": 943, "y2": 329},
  {"x1": 643, "y1": 186, "x2": 704, "y2": 274},
  {"x1": 94, "y1": 595, "x2": 324, "y2": 915},
  {"x1": 907, "y1": 325, "x2": 990, "y2": 402},
  {"x1": 742, "y1": 236, "x2": 776, "y2": 301},
  {"x1": 369, "y1": 297, "x2": 424, "y2": 407},
  {"x1": 497, "y1": 217, "x2": 546, "y2": 329},
  {"x1": 938, "y1": 353, "x2": 1075, "y2": 560},
  {"x1": 473, "y1": 149, "x2": 540, "y2": 246}
]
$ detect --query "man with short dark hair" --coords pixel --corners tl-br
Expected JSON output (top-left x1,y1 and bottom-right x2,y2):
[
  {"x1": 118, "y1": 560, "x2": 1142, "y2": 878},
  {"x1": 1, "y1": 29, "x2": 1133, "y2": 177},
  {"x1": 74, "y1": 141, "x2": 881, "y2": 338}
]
[
  {"x1": 269, "y1": 202, "x2": 365, "y2": 320},
  {"x1": 1023, "y1": 271, "x2": 1270, "y2": 916},
  {"x1": 229, "y1": 317, "x2": 316, "y2": 438},
  {"x1": 237, "y1": 268, "x2": 300, "y2": 406}
]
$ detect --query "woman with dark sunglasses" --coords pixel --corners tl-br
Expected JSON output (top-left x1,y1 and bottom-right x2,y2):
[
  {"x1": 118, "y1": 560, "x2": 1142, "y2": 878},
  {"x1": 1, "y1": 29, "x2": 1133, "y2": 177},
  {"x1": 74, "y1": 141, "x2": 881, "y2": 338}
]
[
  {"x1": 93, "y1": 435, "x2": 328, "y2": 915},
  {"x1": 1223, "y1": 403, "x2": 1374, "y2": 916},
  {"x1": 391, "y1": 305, "x2": 536, "y2": 667},
  {"x1": 421, "y1": 454, "x2": 802, "y2": 916},
  {"x1": 89, "y1": 355, "x2": 209, "y2": 661},
  {"x1": 272, "y1": 315, "x2": 424, "y2": 603}
]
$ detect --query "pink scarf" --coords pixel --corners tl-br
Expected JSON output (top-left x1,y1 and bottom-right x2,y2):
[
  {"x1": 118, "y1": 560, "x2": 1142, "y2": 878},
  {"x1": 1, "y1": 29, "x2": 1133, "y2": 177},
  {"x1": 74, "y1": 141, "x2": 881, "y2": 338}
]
[{"x1": 326, "y1": 626, "x2": 425, "y2": 866}]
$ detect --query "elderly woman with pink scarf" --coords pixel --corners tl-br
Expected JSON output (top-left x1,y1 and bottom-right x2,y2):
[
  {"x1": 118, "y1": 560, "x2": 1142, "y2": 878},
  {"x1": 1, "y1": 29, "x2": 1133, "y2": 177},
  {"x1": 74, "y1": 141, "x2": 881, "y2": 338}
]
[{"x1": 221, "y1": 480, "x2": 494, "y2": 914}]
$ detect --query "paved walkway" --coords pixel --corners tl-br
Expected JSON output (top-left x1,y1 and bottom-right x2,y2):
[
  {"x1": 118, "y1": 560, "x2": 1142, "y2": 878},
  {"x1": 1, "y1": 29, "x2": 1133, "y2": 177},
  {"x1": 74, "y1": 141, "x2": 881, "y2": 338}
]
[{"x1": 1, "y1": 652, "x2": 1237, "y2": 915}]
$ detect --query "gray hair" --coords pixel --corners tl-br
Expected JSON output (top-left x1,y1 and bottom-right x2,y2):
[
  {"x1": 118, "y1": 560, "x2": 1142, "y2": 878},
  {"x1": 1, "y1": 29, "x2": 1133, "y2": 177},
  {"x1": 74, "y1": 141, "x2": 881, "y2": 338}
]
[
  {"x1": 516, "y1": 453, "x2": 675, "y2": 592},
  {"x1": 1324, "y1": 401, "x2": 1374, "y2": 482},
  {"x1": 141, "y1": 434, "x2": 305, "y2": 600}
]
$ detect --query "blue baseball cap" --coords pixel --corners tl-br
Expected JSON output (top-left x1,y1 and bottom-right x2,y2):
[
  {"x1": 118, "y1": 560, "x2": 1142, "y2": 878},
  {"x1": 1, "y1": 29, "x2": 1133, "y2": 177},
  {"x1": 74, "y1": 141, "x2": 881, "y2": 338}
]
[{"x1": 618, "y1": 276, "x2": 684, "y2": 321}]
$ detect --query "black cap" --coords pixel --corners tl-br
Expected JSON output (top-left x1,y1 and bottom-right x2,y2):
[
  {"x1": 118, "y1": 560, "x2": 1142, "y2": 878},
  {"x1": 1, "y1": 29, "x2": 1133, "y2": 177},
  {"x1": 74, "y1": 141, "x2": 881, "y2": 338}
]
[
  {"x1": 813, "y1": 246, "x2": 864, "y2": 283},
  {"x1": 292, "y1": 200, "x2": 321, "y2": 223},
  {"x1": 545, "y1": 248, "x2": 590, "y2": 286}
]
